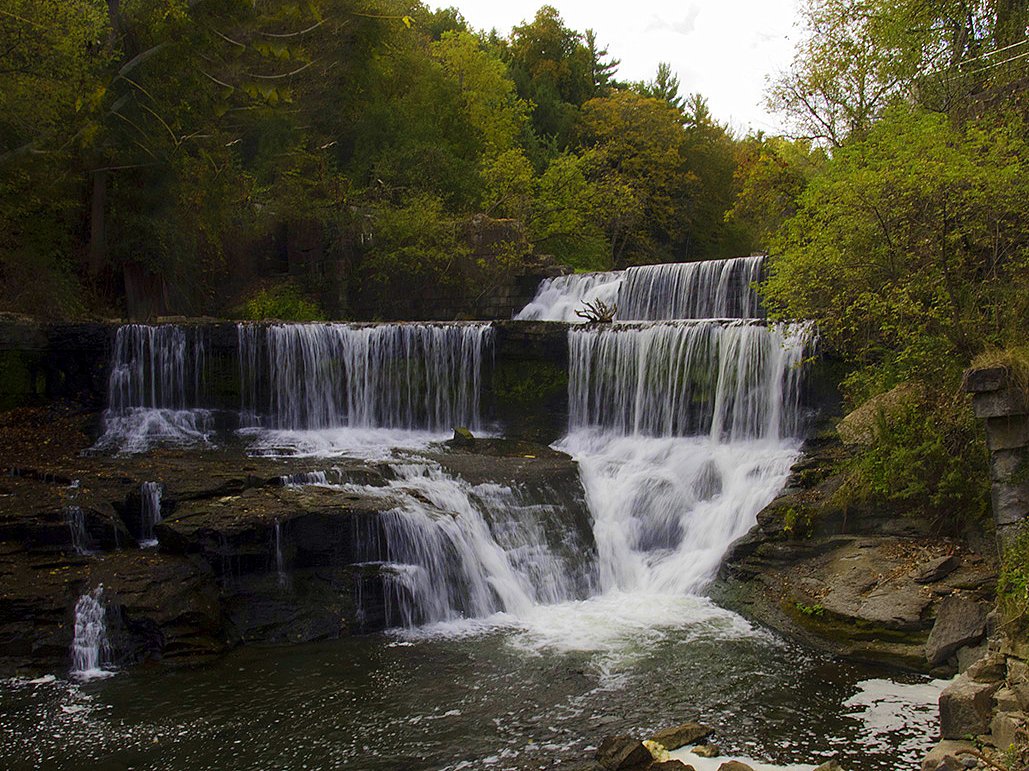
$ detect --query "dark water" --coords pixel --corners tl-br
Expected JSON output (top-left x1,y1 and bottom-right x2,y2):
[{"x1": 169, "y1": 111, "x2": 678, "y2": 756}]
[{"x1": 0, "y1": 604, "x2": 942, "y2": 771}]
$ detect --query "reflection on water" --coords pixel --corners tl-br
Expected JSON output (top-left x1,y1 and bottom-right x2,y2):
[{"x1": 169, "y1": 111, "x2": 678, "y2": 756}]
[{"x1": 0, "y1": 615, "x2": 941, "y2": 771}]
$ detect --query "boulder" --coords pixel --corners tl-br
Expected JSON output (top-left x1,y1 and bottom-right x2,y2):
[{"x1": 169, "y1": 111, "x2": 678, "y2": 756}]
[
  {"x1": 920, "y1": 741, "x2": 977, "y2": 771},
  {"x1": 995, "y1": 686, "x2": 1021, "y2": 712},
  {"x1": 1007, "y1": 658, "x2": 1029, "y2": 710},
  {"x1": 965, "y1": 652, "x2": 1007, "y2": 684},
  {"x1": 990, "y1": 711, "x2": 1027, "y2": 752},
  {"x1": 649, "y1": 723, "x2": 712, "y2": 751},
  {"x1": 913, "y1": 555, "x2": 959, "y2": 584},
  {"x1": 926, "y1": 596, "x2": 989, "y2": 666},
  {"x1": 813, "y1": 762, "x2": 846, "y2": 771},
  {"x1": 717, "y1": 763, "x2": 755, "y2": 771},
  {"x1": 595, "y1": 736, "x2": 653, "y2": 770},
  {"x1": 837, "y1": 383, "x2": 922, "y2": 446},
  {"x1": 651, "y1": 763, "x2": 695, "y2": 771},
  {"x1": 939, "y1": 675, "x2": 1001, "y2": 739},
  {"x1": 691, "y1": 745, "x2": 720, "y2": 758}
]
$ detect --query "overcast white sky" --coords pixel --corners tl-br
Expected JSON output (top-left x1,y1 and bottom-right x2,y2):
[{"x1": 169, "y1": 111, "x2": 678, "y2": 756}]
[{"x1": 426, "y1": 0, "x2": 804, "y2": 135}]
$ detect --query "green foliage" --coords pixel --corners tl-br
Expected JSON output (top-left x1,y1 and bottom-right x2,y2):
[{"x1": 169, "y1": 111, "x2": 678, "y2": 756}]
[
  {"x1": 764, "y1": 107, "x2": 1029, "y2": 371},
  {"x1": 794, "y1": 601, "x2": 825, "y2": 617},
  {"x1": 999, "y1": 525, "x2": 1029, "y2": 633},
  {"x1": 841, "y1": 389, "x2": 990, "y2": 533},
  {"x1": 241, "y1": 282, "x2": 325, "y2": 322},
  {"x1": 491, "y1": 360, "x2": 568, "y2": 406}
]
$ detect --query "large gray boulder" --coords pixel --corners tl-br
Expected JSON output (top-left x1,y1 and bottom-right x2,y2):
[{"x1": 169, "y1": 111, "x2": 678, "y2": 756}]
[
  {"x1": 939, "y1": 675, "x2": 1001, "y2": 739},
  {"x1": 925, "y1": 596, "x2": 989, "y2": 666}
]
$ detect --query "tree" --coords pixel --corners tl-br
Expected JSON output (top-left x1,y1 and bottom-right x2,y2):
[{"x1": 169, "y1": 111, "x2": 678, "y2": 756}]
[
  {"x1": 505, "y1": 6, "x2": 618, "y2": 152},
  {"x1": 727, "y1": 135, "x2": 826, "y2": 251},
  {"x1": 578, "y1": 90, "x2": 695, "y2": 264},
  {"x1": 633, "y1": 62, "x2": 684, "y2": 112}
]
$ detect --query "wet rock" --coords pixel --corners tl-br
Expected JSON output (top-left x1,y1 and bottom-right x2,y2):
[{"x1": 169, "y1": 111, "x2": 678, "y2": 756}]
[
  {"x1": 926, "y1": 596, "x2": 990, "y2": 667},
  {"x1": 717, "y1": 762, "x2": 754, "y2": 771},
  {"x1": 451, "y1": 426, "x2": 474, "y2": 446},
  {"x1": 650, "y1": 763, "x2": 695, "y2": 771},
  {"x1": 649, "y1": 723, "x2": 712, "y2": 751},
  {"x1": 595, "y1": 736, "x2": 653, "y2": 770},
  {"x1": 691, "y1": 745, "x2": 720, "y2": 758},
  {"x1": 812, "y1": 761, "x2": 846, "y2": 771},
  {"x1": 939, "y1": 675, "x2": 1001, "y2": 739}
]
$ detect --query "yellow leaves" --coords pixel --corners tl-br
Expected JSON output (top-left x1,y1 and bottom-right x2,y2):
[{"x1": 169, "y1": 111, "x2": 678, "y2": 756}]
[{"x1": 402, "y1": 16, "x2": 413, "y2": 29}]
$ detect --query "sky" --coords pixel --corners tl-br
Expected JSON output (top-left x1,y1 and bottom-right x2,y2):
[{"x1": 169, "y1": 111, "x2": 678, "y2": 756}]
[{"x1": 426, "y1": 0, "x2": 805, "y2": 135}]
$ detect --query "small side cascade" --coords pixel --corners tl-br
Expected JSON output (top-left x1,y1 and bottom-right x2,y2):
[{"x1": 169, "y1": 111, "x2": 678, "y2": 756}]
[
  {"x1": 95, "y1": 324, "x2": 212, "y2": 453},
  {"x1": 237, "y1": 323, "x2": 493, "y2": 432},
  {"x1": 70, "y1": 587, "x2": 114, "y2": 680},
  {"x1": 514, "y1": 272, "x2": 623, "y2": 322},
  {"x1": 64, "y1": 479, "x2": 92, "y2": 556},
  {"x1": 273, "y1": 519, "x2": 289, "y2": 591},
  {"x1": 65, "y1": 506, "x2": 92, "y2": 556},
  {"x1": 617, "y1": 256, "x2": 766, "y2": 320},
  {"x1": 139, "y1": 481, "x2": 163, "y2": 548}
]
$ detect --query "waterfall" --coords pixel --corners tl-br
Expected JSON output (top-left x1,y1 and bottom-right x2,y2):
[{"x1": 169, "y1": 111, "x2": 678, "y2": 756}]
[
  {"x1": 70, "y1": 587, "x2": 114, "y2": 680},
  {"x1": 139, "y1": 482, "x2": 162, "y2": 548},
  {"x1": 514, "y1": 272, "x2": 622, "y2": 322},
  {"x1": 512, "y1": 256, "x2": 766, "y2": 322},
  {"x1": 553, "y1": 255, "x2": 813, "y2": 602},
  {"x1": 237, "y1": 323, "x2": 492, "y2": 432},
  {"x1": 618, "y1": 256, "x2": 765, "y2": 320},
  {"x1": 65, "y1": 506, "x2": 92, "y2": 556},
  {"x1": 95, "y1": 324, "x2": 212, "y2": 453},
  {"x1": 274, "y1": 519, "x2": 288, "y2": 590},
  {"x1": 299, "y1": 464, "x2": 595, "y2": 629},
  {"x1": 568, "y1": 320, "x2": 812, "y2": 442}
]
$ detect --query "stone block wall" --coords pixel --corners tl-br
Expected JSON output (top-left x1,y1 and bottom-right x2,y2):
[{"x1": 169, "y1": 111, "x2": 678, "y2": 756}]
[{"x1": 964, "y1": 366, "x2": 1029, "y2": 545}]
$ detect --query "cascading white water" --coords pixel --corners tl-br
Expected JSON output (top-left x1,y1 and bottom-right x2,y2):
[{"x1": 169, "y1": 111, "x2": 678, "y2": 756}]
[
  {"x1": 559, "y1": 317, "x2": 814, "y2": 601},
  {"x1": 94, "y1": 325, "x2": 212, "y2": 453},
  {"x1": 304, "y1": 464, "x2": 594, "y2": 629},
  {"x1": 618, "y1": 255, "x2": 765, "y2": 320},
  {"x1": 66, "y1": 506, "x2": 92, "y2": 556},
  {"x1": 274, "y1": 519, "x2": 288, "y2": 590},
  {"x1": 238, "y1": 323, "x2": 492, "y2": 433},
  {"x1": 70, "y1": 587, "x2": 114, "y2": 680},
  {"x1": 512, "y1": 256, "x2": 766, "y2": 322},
  {"x1": 139, "y1": 481, "x2": 162, "y2": 548},
  {"x1": 514, "y1": 272, "x2": 622, "y2": 322},
  {"x1": 568, "y1": 320, "x2": 811, "y2": 441}
]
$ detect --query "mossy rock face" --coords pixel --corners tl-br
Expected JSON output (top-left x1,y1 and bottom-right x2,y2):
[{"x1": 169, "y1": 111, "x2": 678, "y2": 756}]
[
  {"x1": 491, "y1": 358, "x2": 568, "y2": 406},
  {"x1": 489, "y1": 358, "x2": 569, "y2": 443}
]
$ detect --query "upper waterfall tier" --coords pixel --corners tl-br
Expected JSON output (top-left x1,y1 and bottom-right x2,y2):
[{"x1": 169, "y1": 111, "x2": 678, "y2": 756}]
[
  {"x1": 514, "y1": 272, "x2": 622, "y2": 322},
  {"x1": 568, "y1": 320, "x2": 813, "y2": 442},
  {"x1": 618, "y1": 256, "x2": 764, "y2": 320},
  {"x1": 514, "y1": 256, "x2": 765, "y2": 322},
  {"x1": 239, "y1": 322, "x2": 493, "y2": 432}
]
